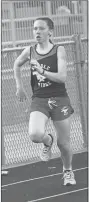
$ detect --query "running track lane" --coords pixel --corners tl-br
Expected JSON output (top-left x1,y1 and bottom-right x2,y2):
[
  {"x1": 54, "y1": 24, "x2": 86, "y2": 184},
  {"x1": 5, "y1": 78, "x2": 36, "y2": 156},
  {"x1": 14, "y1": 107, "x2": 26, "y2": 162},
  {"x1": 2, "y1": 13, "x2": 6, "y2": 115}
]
[{"x1": 2, "y1": 152, "x2": 88, "y2": 202}]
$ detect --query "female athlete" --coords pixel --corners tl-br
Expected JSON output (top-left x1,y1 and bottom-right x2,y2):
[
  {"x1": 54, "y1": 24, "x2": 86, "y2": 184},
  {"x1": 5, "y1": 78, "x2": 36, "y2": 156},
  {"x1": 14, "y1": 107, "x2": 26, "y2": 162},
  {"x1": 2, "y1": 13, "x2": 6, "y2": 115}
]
[{"x1": 14, "y1": 17, "x2": 76, "y2": 185}]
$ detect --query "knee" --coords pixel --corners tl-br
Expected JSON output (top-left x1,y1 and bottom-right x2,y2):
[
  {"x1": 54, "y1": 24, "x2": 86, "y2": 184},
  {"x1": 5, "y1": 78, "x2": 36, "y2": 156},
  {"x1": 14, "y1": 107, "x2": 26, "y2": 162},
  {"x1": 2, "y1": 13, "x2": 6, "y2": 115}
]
[{"x1": 29, "y1": 128, "x2": 45, "y2": 143}]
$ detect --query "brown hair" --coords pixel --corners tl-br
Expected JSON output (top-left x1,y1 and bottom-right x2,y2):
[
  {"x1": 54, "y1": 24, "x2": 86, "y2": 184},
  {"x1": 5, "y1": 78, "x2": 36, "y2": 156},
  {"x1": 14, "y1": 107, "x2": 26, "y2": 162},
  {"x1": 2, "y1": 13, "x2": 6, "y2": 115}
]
[{"x1": 34, "y1": 17, "x2": 54, "y2": 30}]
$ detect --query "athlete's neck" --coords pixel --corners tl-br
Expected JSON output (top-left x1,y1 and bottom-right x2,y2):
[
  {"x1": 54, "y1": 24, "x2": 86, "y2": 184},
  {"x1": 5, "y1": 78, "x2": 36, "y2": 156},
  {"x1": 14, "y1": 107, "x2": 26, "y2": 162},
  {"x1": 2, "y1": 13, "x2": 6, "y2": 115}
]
[{"x1": 36, "y1": 42, "x2": 53, "y2": 54}]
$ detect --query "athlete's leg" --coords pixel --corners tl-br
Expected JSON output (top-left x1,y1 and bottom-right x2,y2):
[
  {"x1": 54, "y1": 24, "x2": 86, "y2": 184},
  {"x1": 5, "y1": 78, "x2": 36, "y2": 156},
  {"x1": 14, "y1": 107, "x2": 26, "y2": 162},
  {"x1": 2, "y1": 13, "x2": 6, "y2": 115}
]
[
  {"x1": 54, "y1": 118, "x2": 76, "y2": 185},
  {"x1": 54, "y1": 117, "x2": 72, "y2": 171},
  {"x1": 29, "y1": 97, "x2": 54, "y2": 161},
  {"x1": 29, "y1": 111, "x2": 52, "y2": 146},
  {"x1": 50, "y1": 96, "x2": 76, "y2": 185},
  {"x1": 29, "y1": 111, "x2": 53, "y2": 161}
]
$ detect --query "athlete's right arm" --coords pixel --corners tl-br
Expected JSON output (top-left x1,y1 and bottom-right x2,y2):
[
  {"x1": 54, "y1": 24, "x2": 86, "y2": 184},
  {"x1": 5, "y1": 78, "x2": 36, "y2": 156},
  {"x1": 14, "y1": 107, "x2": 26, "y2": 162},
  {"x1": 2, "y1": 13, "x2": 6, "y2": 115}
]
[
  {"x1": 14, "y1": 46, "x2": 30, "y2": 101},
  {"x1": 14, "y1": 46, "x2": 30, "y2": 88}
]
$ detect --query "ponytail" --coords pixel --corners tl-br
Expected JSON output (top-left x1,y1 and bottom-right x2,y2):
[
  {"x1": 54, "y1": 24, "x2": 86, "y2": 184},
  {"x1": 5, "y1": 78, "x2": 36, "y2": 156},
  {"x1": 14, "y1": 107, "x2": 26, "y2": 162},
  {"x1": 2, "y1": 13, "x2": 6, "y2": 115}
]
[{"x1": 49, "y1": 39, "x2": 53, "y2": 44}]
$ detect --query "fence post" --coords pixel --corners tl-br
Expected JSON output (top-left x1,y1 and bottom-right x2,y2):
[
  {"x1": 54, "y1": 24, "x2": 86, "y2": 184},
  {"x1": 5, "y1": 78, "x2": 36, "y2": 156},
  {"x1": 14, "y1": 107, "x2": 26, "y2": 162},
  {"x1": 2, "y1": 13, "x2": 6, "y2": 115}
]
[
  {"x1": 78, "y1": 37, "x2": 88, "y2": 115},
  {"x1": 1, "y1": 128, "x2": 5, "y2": 169},
  {"x1": 73, "y1": 35, "x2": 87, "y2": 148},
  {"x1": 9, "y1": 2, "x2": 16, "y2": 47},
  {"x1": 46, "y1": 1, "x2": 51, "y2": 15},
  {"x1": 81, "y1": 1, "x2": 87, "y2": 37}
]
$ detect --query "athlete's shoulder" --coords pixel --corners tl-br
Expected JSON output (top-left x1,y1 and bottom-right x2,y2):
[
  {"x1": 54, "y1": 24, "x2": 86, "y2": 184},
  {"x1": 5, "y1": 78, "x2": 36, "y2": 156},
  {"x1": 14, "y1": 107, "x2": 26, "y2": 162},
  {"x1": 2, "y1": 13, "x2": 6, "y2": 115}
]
[
  {"x1": 55, "y1": 43, "x2": 65, "y2": 50},
  {"x1": 22, "y1": 45, "x2": 31, "y2": 52},
  {"x1": 56, "y1": 44, "x2": 66, "y2": 58},
  {"x1": 22, "y1": 46, "x2": 31, "y2": 58}
]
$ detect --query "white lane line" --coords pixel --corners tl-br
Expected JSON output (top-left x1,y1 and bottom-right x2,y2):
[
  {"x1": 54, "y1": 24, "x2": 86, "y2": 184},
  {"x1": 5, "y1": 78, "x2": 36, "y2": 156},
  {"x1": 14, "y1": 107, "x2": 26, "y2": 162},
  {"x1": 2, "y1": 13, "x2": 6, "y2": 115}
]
[
  {"x1": 2, "y1": 167, "x2": 88, "y2": 188},
  {"x1": 27, "y1": 187, "x2": 88, "y2": 202}
]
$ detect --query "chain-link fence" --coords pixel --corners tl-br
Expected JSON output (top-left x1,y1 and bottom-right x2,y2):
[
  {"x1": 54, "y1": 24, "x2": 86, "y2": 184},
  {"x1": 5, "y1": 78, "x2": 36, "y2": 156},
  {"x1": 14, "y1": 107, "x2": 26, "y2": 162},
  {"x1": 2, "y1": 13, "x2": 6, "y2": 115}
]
[
  {"x1": 1, "y1": 36, "x2": 87, "y2": 169},
  {"x1": 2, "y1": 1, "x2": 87, "y2": 48}
]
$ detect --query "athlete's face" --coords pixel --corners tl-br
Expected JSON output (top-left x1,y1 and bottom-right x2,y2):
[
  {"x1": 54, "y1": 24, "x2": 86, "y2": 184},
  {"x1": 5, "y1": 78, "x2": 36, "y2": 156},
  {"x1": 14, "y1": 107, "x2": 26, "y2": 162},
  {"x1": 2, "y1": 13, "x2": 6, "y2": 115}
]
[{"x1": 33, "y1": 20, "x2": 51, "y2": 43}]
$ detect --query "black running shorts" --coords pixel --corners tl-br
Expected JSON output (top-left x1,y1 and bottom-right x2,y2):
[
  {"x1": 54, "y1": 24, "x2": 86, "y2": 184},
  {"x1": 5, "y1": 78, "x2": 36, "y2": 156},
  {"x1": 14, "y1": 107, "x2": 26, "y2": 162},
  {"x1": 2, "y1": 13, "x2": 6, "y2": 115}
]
[{"x1": 30, "y1": 96, "x2": 74, "y2": 121}]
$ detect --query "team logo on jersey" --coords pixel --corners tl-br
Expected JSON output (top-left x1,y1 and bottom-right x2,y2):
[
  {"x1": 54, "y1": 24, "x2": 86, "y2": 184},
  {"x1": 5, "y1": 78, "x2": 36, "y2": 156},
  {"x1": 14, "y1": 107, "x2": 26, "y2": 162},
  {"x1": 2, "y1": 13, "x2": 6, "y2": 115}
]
[
  {"x1": 32, "y1": 64, "x2": 52, "y2": 88},
  {"x1": 33, "y1": 71, "x2": 45, "y2": 82},
  {"x1": 61, "y1": 106, "x2": 69, "y2": 115}
]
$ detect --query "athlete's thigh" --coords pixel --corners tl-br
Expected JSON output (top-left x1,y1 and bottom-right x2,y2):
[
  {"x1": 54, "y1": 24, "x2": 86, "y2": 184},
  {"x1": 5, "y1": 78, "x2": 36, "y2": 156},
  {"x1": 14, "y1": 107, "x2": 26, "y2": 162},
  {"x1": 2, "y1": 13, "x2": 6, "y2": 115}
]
[
  {"x1": 50, "y1": 96, "x2": 74, "y2": 122},
  {"x1": 50, "y1": 96, "x2": 73, "y2": 143},
  {"x1": 54, "y1": 117, "x2": 71, "y2": 144},
  {"x1": 29, "y1": 97, "x2": 50, "y2": 134},
  {"x1": 29, "y1": 111, "x2": 48, "y2": 134}
]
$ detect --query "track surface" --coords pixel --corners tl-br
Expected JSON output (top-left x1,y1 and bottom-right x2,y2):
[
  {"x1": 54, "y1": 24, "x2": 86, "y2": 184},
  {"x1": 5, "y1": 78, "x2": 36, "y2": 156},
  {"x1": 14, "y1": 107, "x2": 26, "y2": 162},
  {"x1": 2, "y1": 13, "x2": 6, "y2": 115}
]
[{"x1": 2, "y1": 152, "x2": 88, "y2": 202}]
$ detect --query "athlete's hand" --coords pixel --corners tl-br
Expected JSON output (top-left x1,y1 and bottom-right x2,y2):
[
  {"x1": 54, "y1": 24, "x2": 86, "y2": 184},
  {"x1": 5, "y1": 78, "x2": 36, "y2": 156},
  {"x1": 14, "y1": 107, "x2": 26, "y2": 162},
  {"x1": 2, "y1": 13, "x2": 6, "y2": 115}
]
[
  {"x1": 16, "y1": 87, "x2": 27, "y2": 102},
  {"x1": 30, "y1": 59, "x2": 44, "y2": 75}
]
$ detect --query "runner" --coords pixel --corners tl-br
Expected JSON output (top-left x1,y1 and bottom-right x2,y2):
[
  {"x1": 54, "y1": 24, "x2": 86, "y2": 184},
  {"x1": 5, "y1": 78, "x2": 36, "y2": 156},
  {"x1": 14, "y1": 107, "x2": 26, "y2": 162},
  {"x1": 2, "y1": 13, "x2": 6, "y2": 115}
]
[{"x1": 14, "y1": 17, "x2": 76, "y2": 185}]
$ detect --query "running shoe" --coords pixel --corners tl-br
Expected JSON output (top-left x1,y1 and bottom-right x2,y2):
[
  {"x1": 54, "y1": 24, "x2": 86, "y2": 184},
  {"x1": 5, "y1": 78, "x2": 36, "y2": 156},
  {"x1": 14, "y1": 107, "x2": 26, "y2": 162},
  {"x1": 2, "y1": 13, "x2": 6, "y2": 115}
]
[
  {"x1": 63, "y1": 170, "x2": 76, "y2": 186},
  {"x1": 40, "y1": 134, "x2": 53, "y2": 161}
]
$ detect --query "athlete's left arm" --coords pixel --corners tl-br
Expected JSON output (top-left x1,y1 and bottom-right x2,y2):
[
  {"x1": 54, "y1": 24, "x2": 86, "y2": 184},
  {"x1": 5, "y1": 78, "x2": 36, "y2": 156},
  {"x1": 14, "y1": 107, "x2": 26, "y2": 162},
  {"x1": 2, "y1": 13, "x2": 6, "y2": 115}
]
[{"x1": 44, "y1": 46, "x2": 67, "y2": 83}]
